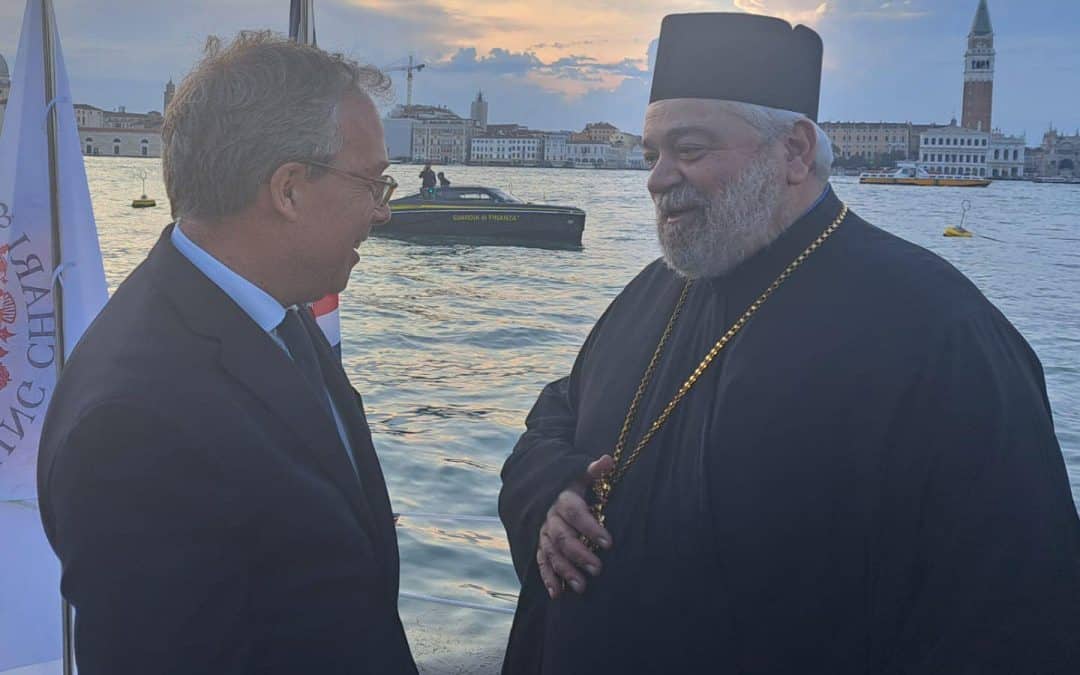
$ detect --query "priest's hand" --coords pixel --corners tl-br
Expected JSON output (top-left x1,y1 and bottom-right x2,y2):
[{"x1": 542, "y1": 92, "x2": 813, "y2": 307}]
[{"x1": 536, "y1": 454, "x2": 615, "y2": 599}]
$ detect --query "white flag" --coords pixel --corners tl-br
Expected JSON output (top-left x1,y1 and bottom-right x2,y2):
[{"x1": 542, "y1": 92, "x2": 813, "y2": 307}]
[
  {"x1": 0, "y1": 0, "x2": 108, "y2": 499},
  {"x1": 0, "y1": 0, "x2": 109, "y2": 671}
]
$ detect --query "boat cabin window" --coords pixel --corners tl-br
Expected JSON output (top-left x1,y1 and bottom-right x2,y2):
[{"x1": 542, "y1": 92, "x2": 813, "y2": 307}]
[{"x1": 454, "y1": 190, "x2": 496, "y2": 201}]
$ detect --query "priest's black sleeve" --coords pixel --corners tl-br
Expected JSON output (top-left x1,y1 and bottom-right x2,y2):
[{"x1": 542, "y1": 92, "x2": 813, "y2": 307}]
[
  {"x1": 883, "y1": 305, "x2": 1080, "y2": 673},
  {"x1": 499, "y1": 340, "x2": 598, "y2": 583}
]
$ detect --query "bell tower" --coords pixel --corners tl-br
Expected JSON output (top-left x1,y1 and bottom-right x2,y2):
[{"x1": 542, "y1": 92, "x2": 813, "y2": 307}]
[
  {"x1": 961, "y1": 0, "x2": 994, "y2": 131},
  {"x1": 164, "y1": 79, "x2": 176, "y2": 114},
  {"x1": 470, "y1": 91, "x2": 488, "y2": 131}
]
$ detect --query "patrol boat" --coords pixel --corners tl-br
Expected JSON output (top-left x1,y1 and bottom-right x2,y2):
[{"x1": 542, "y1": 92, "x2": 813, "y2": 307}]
[{"x1": 376, "y1": 186, "x2": 586, "y2": 246}]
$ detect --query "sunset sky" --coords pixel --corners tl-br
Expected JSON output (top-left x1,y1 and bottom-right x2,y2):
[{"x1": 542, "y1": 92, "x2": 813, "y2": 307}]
[{"x1": 1, "y1": 0, "x2": 1077, "y2": 138}]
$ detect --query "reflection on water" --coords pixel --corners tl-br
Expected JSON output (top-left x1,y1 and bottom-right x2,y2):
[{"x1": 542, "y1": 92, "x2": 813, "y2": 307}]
[{"x1": 86, "y1": 158, "x2": 1080, "y2": 672}]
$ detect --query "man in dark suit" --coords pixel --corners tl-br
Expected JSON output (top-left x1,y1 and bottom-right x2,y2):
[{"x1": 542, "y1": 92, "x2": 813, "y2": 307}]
[{"x1": 37, "y1": 32, "x2": 414, "y2": 673}]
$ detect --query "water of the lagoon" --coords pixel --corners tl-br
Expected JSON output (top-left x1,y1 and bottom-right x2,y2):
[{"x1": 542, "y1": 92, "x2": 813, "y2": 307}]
[{"x1": 87, "y1": 158, "x2": 1079, "y2": 673}]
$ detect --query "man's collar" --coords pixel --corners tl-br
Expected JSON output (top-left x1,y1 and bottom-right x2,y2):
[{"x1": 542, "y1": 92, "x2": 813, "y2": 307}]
[{"x1": 170, "y1": 221, "x2": 286, "y2": 333}]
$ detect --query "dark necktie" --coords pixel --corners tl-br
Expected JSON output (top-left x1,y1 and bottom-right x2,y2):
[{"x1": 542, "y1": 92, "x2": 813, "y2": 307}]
[{"x1": 276, "y1": 308, "x2": 334, "y2": 423}]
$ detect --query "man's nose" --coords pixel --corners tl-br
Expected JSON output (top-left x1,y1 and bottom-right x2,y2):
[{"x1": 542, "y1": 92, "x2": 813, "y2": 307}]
[{"x1": 647, "y1": 154, "x2": 682, "y2": 199}]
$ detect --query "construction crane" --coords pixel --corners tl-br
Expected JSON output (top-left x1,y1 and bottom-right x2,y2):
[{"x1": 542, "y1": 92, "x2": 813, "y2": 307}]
[{"x1": 384, "y1": 55, "x2": 426, "y2": 108}]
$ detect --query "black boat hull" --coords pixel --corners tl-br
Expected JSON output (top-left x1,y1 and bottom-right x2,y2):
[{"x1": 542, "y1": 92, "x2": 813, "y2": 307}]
[{"x1": 376, "y1": 206, "x2": 585, "y2": 246}]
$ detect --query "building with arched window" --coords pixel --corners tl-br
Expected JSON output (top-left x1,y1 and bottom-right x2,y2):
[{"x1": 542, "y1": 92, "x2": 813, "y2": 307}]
[
  {"x1": 1027, "y1": 128, "x2": 1080, "y2": 178},
  {"x1": 81, "y1": 128, "x2": 162, "y2": 157},
  {"x1": 919, "y1": 123, "x2": 991, "y2": 177}
]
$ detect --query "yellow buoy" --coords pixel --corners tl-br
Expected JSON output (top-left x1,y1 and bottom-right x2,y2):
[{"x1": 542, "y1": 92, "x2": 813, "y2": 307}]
[
  {"x1": 943, "y1": 226, "x2": 973, "y2": 238},
  {"x1": 943, "y1": 200, "x2": 974, "y2": 237},
  {"x1": 131, "y1": 170, "x2": 157, "y2": 208}
]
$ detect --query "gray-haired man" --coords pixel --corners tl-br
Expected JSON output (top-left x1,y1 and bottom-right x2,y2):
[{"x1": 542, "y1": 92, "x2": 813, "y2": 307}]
[{"x1": 38, "y1": 32, "x2": 416, "y2": 674}]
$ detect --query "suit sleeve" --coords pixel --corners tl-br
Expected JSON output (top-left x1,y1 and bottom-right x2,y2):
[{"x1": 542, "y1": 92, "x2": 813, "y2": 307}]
[
  {"x1": 886, "y1": 307, "x2": 1080, "y2": 673},
  {"x1": 41, "y1": 401, "x2": 253, "y2": 675}
]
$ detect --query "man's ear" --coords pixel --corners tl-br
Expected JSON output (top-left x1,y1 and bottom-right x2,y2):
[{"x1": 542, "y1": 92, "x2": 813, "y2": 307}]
[
  {"x1": 782, "y1": 119, "x2": 817, "y2": 185},
  {"x1": 268, "y1": 162, "x2": 309, "y2": 221}
]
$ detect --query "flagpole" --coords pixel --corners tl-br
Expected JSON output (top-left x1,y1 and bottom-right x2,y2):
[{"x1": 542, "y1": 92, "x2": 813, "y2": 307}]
[{"x1": 40, "y1": 0, "x2": 73, "y2": 672}]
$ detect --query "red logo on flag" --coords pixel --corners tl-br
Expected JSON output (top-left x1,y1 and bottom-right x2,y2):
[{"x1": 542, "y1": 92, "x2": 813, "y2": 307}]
[{"x1": 0, "y1": 290, "x2": 16, "y2": 324}]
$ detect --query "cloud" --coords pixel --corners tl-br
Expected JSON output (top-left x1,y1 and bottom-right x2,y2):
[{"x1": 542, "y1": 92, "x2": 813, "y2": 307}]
[
  {"x1": 733, "y1": 0, "x2": 830, "y2": 25},
  {"x1": 529, "y1": 39, "x2": 608, "y2": 50},
  {"x1": 436, "y1": 47, "x2": 544, "y2": 76},
  {"x1": 732, "y1": 0, "x2": 930, "y2": 25},
  {"x1": 428, "y1": 46, "x2": 648, "y2": 95},
  {"x1": 1, "y1": 0, "x2": 1071, "y2": 142}
]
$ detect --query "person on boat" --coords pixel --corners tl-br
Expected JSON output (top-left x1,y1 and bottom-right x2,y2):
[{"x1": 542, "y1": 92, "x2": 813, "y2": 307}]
[
  {"x1": 499, "y1": 12, "x2": 1080, "y2": 675},
  {"x1": 419, "y1": 162, "x2": 437, "y2": 196},
  {"x1": 438, "y1": 170, "x2": 451, "y2": 187},
  {"x1": 37, "y1": 32, "x2": 417, "y2": 675}
]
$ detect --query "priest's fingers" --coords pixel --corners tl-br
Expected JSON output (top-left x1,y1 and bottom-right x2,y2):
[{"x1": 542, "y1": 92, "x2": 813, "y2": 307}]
[
  {"x1": 585, "y1": 454, "x2": 615, "y2": 480},
  {"x1": 546, "y1": 512, "x2": 603, "y2": 574},
  {"x1": 537, "y1": 547, "x2": 562, "y2": 599},
  {"x1": 552, "y1": 489, "x2": 612, "y2": 551},
  {"x1": 539, "y1": 515, "x2": 596, "y2": 594},
  {"x1": 572, "y1": 454, "x2": 616, "y2": 492}
]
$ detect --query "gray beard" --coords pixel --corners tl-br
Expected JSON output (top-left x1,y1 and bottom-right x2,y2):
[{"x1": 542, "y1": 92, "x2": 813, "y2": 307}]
[{"x1": 655, "y1": 153, "x2": 786, "y2": 279}]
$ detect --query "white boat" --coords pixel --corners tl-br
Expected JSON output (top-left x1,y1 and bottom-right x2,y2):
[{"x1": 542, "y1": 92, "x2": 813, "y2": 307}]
[{"x1": 860, "y1": 163, "x2": 991, "y2": 187}]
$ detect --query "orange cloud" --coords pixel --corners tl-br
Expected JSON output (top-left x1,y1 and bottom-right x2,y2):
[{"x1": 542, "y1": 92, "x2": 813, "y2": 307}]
[
  {"x1": 342, "y1": 0, "x2": 664, "y2": 63},
  {"x1": 732, "y1": 0, "x2": 830, "y2": 25}
]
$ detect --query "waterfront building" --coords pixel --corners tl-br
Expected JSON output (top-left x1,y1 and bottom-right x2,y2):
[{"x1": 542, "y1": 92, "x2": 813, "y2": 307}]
[
  {"x1": 821, "y1": 121, "x2": 911, "y2": 164},
  {"x1": 74, "y1": 104, "x2": 105, "y2": 128},
  {"x1": 470, "y1": 134, "x2": 544, "y2": 165},
  {"x1": 74, "y1": 99, "x2": 164, "y2": 158},
  {"x1": 389, "y1": 104, "x2": 477, "y2": 164},
  {"x1": 81, "y1": 128, "x2": 162, "y2": 157},
  {"x1": 1029, "y1": 127, "x2": 1080, "y2": 177},
  {"x1": 383, "y1": 117, "x2": 415, "y2": 161},
  {"x1": 918, "y1": 122, "x2": 990, "y2": 177},
  {"x1": 567, "y1": 140, "x2": 619, "y2": 168},
  {"x1": 611, "y1": 143, "x2": 647, "y2": 170},
  {"x1": 470, "y1": 91, "x2": 488, "y2": 132},
  {"x1": 909, "y1": 123, "x2": 952, "y2": 159},
  {"x1": 542, "y1": 131, "x2": 572, "y2": 166},
  {"x1": 1025, "y1": 147, "x2": 1043, "y2": 177},
  {"x1": 917, "y1": 122, "x2": 1024, "y2": 179},
  {"x1": 961, "y1": 0, "x2": 995, "y2": 131},
  {"x1": 577, "y1": 122, "x2": 619, "y2": 144},
  {"x1": 483, "y1": 124, "x2": 528, "y2": 136},
  {"x1": 988, "y1": 133, "x2": 1025, "y2": 178},
  {"x1": 75, "y1": 103, "x2": 163, "y2": 131},
  {"x1": 610, "y1": 131, "x2": 642, "y2": 148}
]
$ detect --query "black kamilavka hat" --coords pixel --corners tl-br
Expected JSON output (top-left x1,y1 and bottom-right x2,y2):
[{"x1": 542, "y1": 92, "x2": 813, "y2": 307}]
[{"x1": 649, "y1": 12, "x2": 824, "y2": 121}]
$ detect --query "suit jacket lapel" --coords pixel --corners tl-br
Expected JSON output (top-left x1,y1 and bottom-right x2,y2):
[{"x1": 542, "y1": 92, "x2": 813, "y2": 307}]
[
  {"x1": 300, "y1": 309, "x2": 398, "y2": 570},
  {"x1": 147, "y1": 226, "x2": 377, "y2": 541}
]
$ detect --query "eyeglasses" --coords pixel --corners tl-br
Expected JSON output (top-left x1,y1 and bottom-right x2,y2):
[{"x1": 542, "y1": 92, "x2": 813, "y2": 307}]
[{"x1": 301, "y1": 161, "x2": 398, "y2": 206}]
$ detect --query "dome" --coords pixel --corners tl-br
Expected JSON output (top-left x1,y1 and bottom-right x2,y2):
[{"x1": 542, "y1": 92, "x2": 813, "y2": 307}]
[{"x1": 0, "y1": 53, "x2": 9, "y2": 82}]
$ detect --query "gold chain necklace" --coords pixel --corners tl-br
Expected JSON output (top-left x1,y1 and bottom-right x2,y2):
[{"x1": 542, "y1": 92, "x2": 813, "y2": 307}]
[{"x1": 588, "y1": 204, "x2": 849, "y2": 533}]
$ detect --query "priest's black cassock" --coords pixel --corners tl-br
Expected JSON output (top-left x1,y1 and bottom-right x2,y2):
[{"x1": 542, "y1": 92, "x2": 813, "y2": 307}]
[{"x1": 499, "y1": 188, "x2": 1080, "y2": 674}]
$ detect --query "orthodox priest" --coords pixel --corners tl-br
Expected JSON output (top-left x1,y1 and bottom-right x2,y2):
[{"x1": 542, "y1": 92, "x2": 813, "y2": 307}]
[{"x1": 499, "y1": 12, "x2": 1080, "y2": 675}]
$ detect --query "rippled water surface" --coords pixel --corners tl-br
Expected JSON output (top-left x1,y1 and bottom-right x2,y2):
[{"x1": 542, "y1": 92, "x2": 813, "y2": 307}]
[{"x1": 86, "y1": 159, "x2": 1080, "y2": 671}]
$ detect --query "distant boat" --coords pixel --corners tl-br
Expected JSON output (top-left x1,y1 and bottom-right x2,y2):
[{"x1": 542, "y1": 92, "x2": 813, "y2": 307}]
[
  {"x1": 1032, "y1": 176, "x2": 1080, "y2": 185},
  {"x1": 860, "y1": 163, "x2": 991, "y2": 187},
  {"x1": 376, "y1": 185, "x2": 586, "y2": 246}
]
